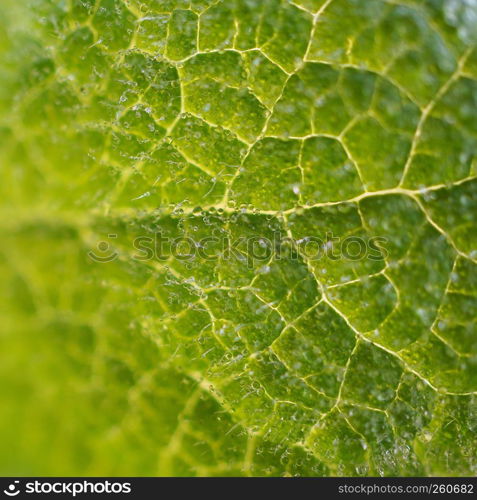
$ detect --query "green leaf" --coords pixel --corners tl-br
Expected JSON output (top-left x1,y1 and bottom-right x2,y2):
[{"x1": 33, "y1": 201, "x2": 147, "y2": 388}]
[{"x1": 1, "y1": 0, "x2": 476, "y2": 477}]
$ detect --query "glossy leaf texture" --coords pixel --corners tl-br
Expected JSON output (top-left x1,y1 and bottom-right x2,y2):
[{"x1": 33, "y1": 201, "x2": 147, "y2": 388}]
[{"x1": 0, "y1": 0, "x2": 476, "y2": 476}]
